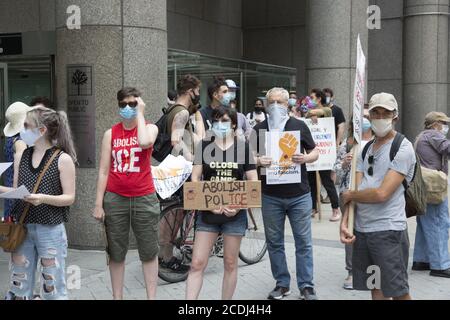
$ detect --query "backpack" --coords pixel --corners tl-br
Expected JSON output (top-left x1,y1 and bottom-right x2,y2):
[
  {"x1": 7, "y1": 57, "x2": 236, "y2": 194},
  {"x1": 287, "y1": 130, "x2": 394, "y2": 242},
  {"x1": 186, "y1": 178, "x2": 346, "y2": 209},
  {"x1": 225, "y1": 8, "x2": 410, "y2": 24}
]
[
  {"x1": 362, "y1": 132, "x2": 427, "y2": 218},
  {"x1": 153, "y1": 104, "x2": 186, "y2": 162}
]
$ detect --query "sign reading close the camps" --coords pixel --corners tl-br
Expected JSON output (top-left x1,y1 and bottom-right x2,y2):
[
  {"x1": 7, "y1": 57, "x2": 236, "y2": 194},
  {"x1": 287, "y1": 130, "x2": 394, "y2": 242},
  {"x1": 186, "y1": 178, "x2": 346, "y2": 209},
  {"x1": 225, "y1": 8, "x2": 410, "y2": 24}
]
[
  {"x1": 183, "y1": 181, "x2": 262, "y2": 211},
  {"x1": 303, "y1": 118, "x2": 337, "y2": 172},
  {"x1": 67, "y1": 64, "x2": 96, "y2": 168},
  {"x1": 265, "y1": 131, "x2": 302, "y2": 185}
]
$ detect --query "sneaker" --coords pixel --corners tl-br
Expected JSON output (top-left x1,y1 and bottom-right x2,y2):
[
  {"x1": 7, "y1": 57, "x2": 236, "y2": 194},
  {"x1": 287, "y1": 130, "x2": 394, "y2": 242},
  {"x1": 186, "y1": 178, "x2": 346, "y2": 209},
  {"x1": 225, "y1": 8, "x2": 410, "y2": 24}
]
[
  {"x1": 343, "y1": 275, "x2": 353, "y2": 290},
  {"x1": 412, "y1": 262, "x2": 430, "y2": 271},
  {"x1": 329, "y1": 210, "x2": 341, "y2": 222},
  {"x1": 430, "y1": 268, "x2": 450, "y2": 278},
  {"x1": 267, "y1": 286, "x2": 291, "y2": 300},
  {"x1": 300, "y1": 287, "x2": 318, "y2": 300},
  {"x1": 161, "y1": 257, "x2": 190, "y2": 273}
]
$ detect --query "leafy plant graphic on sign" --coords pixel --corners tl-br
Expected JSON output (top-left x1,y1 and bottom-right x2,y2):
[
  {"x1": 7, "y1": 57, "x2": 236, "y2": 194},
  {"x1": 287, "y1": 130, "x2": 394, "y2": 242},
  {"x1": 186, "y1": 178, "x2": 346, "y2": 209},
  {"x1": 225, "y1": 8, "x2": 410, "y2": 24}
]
[
  {"x1": 278, "y1": 133, "x2": 299, "y2": 176},
  {"x1": 72, "y1": 69, "x2": 88, "y2": 95}
]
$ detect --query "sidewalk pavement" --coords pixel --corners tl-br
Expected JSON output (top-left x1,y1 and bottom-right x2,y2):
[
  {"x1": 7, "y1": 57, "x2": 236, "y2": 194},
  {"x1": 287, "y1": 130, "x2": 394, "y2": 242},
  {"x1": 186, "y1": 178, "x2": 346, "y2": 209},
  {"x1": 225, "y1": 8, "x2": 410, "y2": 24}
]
[{"x1": 0, "y1": 204, "x2": 449, "y2": 300}]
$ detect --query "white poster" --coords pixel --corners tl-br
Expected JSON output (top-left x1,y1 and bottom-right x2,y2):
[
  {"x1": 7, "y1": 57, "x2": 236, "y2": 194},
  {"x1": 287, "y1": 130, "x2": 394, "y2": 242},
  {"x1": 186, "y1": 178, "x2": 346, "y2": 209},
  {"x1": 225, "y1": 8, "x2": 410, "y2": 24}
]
[
  {"x1": 152, "y1": 155, "x2": 193, "y2": 199},
  {"x1": 265, "y1": 131, "x2": 302, "y2": 185},
  {"x1": 302, "y1": 118, "x2": 337, "y2": 172},
  {"x1": 352, "y1": 35, "x2": 366, "y2": 145}
]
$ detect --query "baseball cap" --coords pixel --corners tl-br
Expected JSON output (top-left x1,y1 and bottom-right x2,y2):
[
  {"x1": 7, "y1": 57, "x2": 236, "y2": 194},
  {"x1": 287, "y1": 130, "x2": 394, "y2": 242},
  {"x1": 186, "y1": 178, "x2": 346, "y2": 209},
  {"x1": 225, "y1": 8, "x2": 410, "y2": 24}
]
[
  {"x1": 225, "y1": 79, "x2": 240, "y2": 90},
  {"x1": 425, "y1": 111, "x2": 450, "y2": 126},
  {"x1": 368, "y1": 93, "x2": 398, "y2": 112}
]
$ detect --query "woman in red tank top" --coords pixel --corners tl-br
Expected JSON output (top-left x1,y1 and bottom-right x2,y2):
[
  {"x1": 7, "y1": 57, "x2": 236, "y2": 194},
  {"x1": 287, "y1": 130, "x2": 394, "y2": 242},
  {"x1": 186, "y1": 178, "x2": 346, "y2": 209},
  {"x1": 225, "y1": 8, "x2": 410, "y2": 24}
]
[{"x1": 92, "y1": 87, "x2": 160, "y2": 300}]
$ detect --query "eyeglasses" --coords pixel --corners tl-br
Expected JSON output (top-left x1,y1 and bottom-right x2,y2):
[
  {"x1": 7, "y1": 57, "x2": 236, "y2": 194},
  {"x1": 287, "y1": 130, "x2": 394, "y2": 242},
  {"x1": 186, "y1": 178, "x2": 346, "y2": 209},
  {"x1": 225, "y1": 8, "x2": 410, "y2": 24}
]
[
  {"x1": 368, "y1": 155, "x2": 374, "y2": 176},
  {"x1": 118, "y1": 101, "x2": 138, "y2": 108}
]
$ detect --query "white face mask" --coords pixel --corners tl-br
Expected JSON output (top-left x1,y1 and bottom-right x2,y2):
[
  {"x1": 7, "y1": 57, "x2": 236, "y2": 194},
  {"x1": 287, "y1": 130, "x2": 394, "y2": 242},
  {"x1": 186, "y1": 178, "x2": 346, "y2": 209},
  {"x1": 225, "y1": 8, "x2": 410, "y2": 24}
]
[
  {"x1": 267, "y1": 103, "x2": 289, "y2": 130},
  {"x1": 20, "y1": 128, "x2": 42, "y2": 146},
  {"x1": 371, "y1": 118, "x2": 393, "y2": 138},
  {"x1": 441, "y1": 125, "x2": 449, "y2": 136}
]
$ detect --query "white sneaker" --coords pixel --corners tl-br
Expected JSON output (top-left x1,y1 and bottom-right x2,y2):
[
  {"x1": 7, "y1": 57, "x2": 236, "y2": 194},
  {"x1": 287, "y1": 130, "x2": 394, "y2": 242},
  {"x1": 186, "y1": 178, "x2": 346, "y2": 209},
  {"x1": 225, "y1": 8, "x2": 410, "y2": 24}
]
[{"x1": 343, "y1": 275, "x2": 353, "y2": 290}]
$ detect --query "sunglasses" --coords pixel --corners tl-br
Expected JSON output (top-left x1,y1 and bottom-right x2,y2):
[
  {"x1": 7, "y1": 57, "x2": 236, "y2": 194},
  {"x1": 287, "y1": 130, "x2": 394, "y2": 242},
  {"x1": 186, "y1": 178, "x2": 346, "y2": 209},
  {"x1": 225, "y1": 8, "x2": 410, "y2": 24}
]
[
  {"x1": 368, "y1": 155, "x2": 374, "y2": 176},
  {"x1": 118, "y1": 101, "x2": 138, "y2": 109}
]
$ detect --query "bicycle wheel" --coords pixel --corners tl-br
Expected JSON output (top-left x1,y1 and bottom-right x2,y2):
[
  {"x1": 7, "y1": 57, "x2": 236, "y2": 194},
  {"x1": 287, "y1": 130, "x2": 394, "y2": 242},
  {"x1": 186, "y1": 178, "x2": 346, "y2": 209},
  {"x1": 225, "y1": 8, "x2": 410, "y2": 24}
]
[
  {"x1": 158, "y1": 204, "x2": 195, "y2": 283},
  {"x1": 239, "y1": 207, "x2": 267, "y2": 264}
]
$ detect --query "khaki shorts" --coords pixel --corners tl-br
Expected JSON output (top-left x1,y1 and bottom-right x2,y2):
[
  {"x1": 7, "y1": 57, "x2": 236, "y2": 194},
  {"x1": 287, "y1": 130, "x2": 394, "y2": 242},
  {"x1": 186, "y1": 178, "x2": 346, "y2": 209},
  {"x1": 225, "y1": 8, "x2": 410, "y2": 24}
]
[{"x1": 104, "y1": 192, "x2": 160, "y2": 262}]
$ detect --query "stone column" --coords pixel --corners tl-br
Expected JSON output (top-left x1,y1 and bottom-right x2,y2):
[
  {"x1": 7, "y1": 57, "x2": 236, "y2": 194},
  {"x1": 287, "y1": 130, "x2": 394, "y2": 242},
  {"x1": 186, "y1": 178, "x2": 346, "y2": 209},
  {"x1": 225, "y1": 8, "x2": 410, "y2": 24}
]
[
  {"x1": 306, "y1": 0, "x2": 369, "y2": 117},
  {"x1": 55, "y1": 0, "x2": 167, "y2": 249},
  {"x1": 403, "y1": 0, "x2": 449, "y2": 140}
]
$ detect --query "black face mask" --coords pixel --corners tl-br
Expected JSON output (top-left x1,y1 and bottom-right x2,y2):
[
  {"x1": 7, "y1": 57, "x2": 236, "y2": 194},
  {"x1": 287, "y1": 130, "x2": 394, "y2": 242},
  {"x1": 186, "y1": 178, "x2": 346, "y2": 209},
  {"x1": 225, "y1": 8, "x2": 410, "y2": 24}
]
[
  {"x1": 191, "y1": 91, "x2": 201, "y2": 106},
  {"x1": 254, "y1": 107, "x2": 264, "y2": 114}
]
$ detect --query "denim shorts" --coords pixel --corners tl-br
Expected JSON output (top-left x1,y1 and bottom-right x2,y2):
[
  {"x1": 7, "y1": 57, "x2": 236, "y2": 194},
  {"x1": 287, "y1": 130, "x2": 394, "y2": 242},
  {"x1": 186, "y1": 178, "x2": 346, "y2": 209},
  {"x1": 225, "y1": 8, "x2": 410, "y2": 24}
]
[
  {"x1": 195, "y1": 210, "x2": 248, "y2": 237},
  {"x1": 6, "y1": 223, "x2": 68, "y2": 300}
]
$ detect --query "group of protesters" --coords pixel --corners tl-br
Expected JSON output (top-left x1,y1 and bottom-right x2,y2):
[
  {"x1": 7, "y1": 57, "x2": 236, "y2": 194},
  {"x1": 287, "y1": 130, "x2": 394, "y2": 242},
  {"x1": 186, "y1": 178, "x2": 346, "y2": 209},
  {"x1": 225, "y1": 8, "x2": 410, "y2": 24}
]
[{"x1": 1, "y1": 73, "x2": 449, "y2": 301}]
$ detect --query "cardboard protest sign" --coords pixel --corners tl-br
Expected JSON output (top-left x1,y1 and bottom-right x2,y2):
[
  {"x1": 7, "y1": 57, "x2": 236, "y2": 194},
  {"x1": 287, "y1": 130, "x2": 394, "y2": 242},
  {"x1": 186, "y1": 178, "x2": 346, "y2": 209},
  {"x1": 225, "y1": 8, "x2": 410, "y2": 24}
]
[
  {"x1": 302, "y1": 118, "x2": 337, "y2": 171},
  {"x1": 265, "y1": 131, "x2": 302, "y2": 185},
  {"x1": 183, "y1": 181, "x2": 261, "y2": 210}
]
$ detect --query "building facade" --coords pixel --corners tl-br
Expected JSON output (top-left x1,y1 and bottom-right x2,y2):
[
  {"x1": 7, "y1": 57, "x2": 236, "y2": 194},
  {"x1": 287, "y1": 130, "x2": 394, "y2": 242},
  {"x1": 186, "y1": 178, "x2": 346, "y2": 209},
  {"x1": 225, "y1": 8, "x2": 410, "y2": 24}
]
[{"x1": 0, "y1": 0, "x2": 448, "y2": 248}]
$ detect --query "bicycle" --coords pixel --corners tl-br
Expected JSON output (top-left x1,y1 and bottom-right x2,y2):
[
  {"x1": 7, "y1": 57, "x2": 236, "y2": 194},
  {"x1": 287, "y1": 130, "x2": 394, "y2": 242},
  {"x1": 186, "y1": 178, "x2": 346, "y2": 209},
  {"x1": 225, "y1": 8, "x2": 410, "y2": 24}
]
[{"x1": 157, "y1": 194, "x2": 267, "y2": 283}]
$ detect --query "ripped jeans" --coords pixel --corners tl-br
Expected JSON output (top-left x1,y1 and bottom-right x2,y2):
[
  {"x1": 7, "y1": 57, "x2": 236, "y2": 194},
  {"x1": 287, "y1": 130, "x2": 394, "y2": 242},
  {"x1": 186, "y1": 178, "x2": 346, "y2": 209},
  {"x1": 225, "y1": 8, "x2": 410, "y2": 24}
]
[{"x1": 5, "y1": 224, "x2": 68, "y2": 300}]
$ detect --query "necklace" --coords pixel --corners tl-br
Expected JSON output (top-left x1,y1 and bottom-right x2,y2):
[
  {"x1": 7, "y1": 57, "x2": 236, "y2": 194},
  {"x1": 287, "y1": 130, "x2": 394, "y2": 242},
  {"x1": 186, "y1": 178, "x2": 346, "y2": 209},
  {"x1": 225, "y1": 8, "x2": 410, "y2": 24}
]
[{"x1": 122, "y1": 123, "x2": 137, "y2": 176}]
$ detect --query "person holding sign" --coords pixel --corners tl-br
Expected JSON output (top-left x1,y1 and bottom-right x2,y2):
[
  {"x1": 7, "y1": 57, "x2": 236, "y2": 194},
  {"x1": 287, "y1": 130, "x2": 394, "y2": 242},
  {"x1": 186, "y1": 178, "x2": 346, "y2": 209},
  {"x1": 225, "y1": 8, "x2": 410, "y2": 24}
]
[
  {"x1": 252, "y1": 87, "x2": 319, "y2": 300},
  {"x1": 334, "y1": 115, "x2": 373, "y2": 290},
  {"x1": 2, "y1": 106, "x2": 77, "y2": 300},
  {"x1": 340, "y1": 93, "x2": 415, "y2": 300},
  {"x1": 306, "y1": 89, "x2": 341, "y2": 221},
  {"x1": 3, "y1": 102, "x2": 32, "y2": 219},
  {"x1": 186, "y1": 106, "x2": 258, "y2": 300}
]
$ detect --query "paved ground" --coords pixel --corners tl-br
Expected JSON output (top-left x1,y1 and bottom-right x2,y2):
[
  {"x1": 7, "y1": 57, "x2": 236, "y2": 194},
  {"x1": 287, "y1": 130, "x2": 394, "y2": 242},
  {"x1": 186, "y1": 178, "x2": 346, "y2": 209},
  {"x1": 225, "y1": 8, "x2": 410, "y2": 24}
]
[{"x1": 1, "y1": 203, "x2": 449, "y2": 300}]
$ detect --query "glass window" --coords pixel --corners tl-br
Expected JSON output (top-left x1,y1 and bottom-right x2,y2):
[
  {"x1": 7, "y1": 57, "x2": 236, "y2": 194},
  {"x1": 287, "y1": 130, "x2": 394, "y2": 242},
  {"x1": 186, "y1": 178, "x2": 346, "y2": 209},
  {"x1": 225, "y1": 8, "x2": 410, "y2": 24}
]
[{"x1": 168, "y1": 49, "x2": 296, "y2": 115}]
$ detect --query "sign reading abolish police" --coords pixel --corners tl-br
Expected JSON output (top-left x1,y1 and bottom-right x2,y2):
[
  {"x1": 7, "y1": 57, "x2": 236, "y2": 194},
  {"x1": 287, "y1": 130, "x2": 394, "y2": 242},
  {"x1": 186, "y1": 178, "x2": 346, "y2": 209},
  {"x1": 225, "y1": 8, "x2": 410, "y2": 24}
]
[
  {"x1": 302, "y1": 118, "x2": 337, "y2": 171},
  {"x1": 183, "y1": 181, "x2": 261, "y2": 211}
]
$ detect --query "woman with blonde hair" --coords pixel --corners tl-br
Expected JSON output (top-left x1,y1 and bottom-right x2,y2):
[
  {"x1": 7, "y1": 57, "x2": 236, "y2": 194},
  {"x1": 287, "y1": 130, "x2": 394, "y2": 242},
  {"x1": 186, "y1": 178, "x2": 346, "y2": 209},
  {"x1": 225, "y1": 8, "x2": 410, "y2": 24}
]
[{"x1": 2, "y1": 106, "x2": 77, "y2": 300}]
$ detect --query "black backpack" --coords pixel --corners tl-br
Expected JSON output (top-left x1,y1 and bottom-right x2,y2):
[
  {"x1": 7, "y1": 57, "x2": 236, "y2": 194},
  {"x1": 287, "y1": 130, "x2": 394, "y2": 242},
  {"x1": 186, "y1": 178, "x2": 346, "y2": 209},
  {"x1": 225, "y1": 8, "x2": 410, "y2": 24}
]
[
  {"x1": 153, "y1": 104, "x2": 186, "y2": 162},
  {"x1": 362, "y1": 132, "x2": 427, "y2": 218}
]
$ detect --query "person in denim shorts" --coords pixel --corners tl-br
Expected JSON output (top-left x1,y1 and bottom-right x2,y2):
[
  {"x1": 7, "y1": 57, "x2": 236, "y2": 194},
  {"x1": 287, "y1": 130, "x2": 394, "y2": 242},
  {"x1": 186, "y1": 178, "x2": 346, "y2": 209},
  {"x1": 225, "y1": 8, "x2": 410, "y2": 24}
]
[
  {"x1": 185, "y1": 106, "x2": 258, "y2": 300},
  {"x1": 2, "y1": 106, "x2": 77, "y2": 300},
  {"x1": 93, "y1": 87, "x2": 160, "y2": 300}
]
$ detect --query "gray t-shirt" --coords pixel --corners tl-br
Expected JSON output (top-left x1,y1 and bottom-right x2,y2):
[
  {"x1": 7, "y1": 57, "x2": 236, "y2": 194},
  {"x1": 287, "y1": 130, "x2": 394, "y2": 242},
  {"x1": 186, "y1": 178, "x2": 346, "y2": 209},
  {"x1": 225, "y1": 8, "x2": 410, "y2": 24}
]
[{"x1": 355, "y1": 136, "x2": 416, "y2": 233}]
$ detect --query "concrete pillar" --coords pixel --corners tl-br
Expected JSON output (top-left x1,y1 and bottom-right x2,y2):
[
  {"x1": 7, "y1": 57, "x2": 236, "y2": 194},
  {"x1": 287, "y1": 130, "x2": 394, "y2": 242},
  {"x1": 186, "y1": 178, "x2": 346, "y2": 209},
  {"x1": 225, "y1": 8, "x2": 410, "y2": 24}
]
[
  {"x1": 403, "y1": 0, "x2": 449, "y2": 140},
  {"x1": 306, "y1": 0, "x2": 369, "y2": 117},
  {"x1": 55, "y1": 0, "x2": 167, "y2": 249}
]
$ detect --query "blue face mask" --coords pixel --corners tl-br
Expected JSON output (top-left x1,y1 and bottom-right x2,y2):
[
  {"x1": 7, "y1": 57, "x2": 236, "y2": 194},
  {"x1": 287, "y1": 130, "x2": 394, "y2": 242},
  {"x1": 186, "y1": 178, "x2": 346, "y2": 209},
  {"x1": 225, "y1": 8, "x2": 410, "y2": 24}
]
[
  {"x1": 212, "y1": 121, "x2": 232, "y2": 139},
  {"x1": 119, "y1": 105, "x2": 137, "y2": 120},
  {"x1": 362, "y1": 117, "x2": 372, "y2": 132},
  {"x1": 20, "y1": 128, "x2": 42, "y2": 146},
  {"x1": 220, "y1": 93, "x2": 233, "y2": 107},
  {"x1": 288, "y1": 98, "x2": 297, "y2": 107},
  {"x1": 310, "y1": 98, "x2": 318, "y2": 107}
]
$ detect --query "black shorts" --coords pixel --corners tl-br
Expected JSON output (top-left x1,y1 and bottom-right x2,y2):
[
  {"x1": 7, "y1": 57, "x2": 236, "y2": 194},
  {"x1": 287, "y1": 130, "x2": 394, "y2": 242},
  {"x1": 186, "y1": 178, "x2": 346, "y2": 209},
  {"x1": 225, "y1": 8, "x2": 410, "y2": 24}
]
[{"x1": 352, "y1": 230, "x2": 410, "y2": 298}]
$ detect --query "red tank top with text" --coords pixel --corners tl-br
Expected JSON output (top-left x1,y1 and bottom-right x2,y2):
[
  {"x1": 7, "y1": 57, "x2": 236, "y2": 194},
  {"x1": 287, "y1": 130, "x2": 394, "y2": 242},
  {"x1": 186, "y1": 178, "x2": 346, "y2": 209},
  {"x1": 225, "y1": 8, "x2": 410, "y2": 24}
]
[{"x1": 106, "y1": 122, "x2": 155, "y2": 197}]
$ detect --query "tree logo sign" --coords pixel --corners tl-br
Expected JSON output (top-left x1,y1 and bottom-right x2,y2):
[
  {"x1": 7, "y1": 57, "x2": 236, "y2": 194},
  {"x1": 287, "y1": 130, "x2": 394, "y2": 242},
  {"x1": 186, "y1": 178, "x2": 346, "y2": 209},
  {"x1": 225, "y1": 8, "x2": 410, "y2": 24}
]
[{"x1": 68, "y1": 66, "x2": 92, "y2": 96}]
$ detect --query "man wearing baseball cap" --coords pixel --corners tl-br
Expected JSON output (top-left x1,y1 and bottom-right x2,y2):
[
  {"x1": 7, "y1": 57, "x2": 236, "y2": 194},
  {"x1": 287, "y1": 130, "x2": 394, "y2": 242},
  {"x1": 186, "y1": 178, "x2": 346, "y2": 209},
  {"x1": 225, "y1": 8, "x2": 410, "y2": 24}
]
[
  {"x1": 412, "y1": 111, "x2": 450, "y2": 278},
  {"x1": 340, "y1": 93, "x2": 416, "y2": 300}
]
